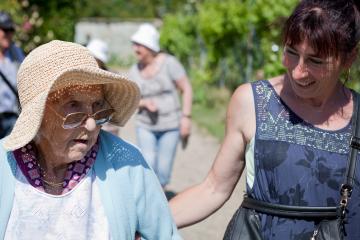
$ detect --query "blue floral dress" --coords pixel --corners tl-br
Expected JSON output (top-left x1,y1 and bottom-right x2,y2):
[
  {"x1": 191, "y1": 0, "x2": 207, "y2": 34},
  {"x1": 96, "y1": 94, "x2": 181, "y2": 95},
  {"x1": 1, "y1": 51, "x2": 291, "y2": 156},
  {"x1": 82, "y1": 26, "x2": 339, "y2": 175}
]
[{"x1": 248, "y1": 80, "x2": 360, "y2": 239}]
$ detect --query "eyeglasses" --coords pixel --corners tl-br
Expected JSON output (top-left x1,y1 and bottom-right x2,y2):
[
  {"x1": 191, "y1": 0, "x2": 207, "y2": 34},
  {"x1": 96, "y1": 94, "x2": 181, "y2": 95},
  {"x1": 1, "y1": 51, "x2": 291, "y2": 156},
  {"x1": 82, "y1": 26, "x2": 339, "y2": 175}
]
[{"x1": 47, "y1": 105, "x2": 115, "y2": 129}]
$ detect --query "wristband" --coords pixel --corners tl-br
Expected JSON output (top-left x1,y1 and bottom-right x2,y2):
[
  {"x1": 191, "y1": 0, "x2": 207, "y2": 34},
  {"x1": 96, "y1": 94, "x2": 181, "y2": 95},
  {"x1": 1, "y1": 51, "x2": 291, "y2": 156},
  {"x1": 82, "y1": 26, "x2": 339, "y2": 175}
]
[{"x1": 182, "y1": 114, "x2": 192, "y2": 119}]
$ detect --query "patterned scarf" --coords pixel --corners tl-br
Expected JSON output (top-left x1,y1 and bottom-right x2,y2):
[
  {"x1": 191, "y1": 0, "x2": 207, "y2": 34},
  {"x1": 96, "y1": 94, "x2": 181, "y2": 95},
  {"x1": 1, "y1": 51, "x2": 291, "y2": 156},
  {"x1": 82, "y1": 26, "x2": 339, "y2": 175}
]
[{"x1": 13, "y1": 139, "x2": 99, "y2": 194}]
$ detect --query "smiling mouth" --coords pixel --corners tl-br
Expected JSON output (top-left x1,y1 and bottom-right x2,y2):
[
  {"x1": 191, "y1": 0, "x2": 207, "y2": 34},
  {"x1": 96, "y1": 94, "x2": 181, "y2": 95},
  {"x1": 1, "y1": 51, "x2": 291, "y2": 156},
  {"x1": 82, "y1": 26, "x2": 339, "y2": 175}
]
[{"x1": 295, "y1": 81, "x2": 315, "y2": 88}]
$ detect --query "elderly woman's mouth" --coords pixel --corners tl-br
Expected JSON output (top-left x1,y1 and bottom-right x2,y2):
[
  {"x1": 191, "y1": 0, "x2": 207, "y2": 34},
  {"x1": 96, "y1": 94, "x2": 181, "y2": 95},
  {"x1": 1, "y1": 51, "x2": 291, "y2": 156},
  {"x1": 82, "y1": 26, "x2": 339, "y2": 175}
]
[{"x1": 73, "y1": 139, "x2": 89, "y2": 144}]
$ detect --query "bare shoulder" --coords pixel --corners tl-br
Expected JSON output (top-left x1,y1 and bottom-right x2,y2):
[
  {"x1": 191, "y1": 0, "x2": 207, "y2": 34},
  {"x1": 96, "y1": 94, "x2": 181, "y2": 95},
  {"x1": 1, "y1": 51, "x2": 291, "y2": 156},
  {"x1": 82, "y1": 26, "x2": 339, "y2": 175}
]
[
  {"x1": 227, "y1": 82, "x2": 255, "y2": 143},
  {"x1": 231, "y1": 83, "x2": 254, "y2": 107}
]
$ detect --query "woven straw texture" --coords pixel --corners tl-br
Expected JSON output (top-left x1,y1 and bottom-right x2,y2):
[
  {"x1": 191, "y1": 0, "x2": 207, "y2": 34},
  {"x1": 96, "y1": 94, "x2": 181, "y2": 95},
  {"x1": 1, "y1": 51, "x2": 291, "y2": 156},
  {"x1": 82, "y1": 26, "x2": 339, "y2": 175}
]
[{"x1": 3, "y1": 40, "x2": 140, "y2": 151}]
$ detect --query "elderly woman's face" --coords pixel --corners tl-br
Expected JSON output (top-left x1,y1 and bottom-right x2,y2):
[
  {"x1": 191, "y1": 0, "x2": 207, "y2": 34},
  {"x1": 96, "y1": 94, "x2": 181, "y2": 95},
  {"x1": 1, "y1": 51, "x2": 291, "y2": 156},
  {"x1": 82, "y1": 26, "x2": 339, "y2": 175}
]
[{"x1": 37, "y1": 85, "x2": 104, "y2": 163}]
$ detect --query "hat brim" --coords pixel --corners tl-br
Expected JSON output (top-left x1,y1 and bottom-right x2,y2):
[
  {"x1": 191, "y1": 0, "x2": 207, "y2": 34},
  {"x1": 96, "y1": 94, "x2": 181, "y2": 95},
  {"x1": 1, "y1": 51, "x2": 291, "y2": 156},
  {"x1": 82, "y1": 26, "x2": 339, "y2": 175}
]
[
  {"x1": 131, "y1": 39, "x2": 160, "y2": 53},
  {"x1": 3, "y1": 66, "x2": 140, "y2": 151}
]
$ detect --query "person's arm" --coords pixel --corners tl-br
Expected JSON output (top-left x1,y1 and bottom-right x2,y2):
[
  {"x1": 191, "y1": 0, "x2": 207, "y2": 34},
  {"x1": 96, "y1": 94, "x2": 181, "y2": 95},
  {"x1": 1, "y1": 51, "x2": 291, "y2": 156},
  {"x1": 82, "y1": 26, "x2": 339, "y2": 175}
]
[
  {"x1": 169, "y1": 83, "x2": 255, "y2": 228},
  {"x1": 175, "y1": 76, "x2": 192, "y2": 138},
  {"x1": 139, "y1": 98, "x2": 157, "y2": 112}
]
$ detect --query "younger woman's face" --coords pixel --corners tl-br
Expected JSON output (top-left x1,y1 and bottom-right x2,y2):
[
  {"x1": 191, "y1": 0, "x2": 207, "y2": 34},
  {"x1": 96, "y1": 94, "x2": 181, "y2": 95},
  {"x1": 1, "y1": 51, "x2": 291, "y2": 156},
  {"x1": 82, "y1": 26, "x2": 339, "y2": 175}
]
[{"x1": 282, "y1": 41, "x2": 344, "y2": 100}]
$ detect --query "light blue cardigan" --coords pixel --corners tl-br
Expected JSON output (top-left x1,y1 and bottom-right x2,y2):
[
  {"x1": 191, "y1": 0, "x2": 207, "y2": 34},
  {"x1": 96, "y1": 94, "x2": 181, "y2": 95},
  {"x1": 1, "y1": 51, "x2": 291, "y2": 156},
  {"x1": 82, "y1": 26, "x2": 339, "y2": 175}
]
[{"x1": 0, "y1": 130, "x2": 182, "y2": 240}]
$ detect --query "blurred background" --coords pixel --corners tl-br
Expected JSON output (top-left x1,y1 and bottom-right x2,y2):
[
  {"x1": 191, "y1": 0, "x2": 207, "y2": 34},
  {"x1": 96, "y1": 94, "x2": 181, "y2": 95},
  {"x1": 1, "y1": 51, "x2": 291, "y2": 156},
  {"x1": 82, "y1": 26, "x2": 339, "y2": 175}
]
[
  {"x1": 4, "y1": 0, "x2": 360, "y2": 140},
  {"x1": 0, "y1": 0, "x2": 300, "y2": 141}
]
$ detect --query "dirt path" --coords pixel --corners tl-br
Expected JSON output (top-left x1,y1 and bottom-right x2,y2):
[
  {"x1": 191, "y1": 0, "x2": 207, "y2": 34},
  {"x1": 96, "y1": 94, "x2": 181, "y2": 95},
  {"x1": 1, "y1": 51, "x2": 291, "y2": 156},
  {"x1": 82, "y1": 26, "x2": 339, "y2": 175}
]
[{"x1": 120, "y1": 117, "x2": 246, "y2": 240}]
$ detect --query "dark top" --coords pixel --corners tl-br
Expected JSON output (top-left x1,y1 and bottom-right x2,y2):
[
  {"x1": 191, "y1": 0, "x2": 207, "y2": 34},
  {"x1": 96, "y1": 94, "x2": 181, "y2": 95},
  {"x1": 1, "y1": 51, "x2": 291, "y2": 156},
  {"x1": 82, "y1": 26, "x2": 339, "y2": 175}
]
[{"x1": 249, "y1": 80, "x2": 360, "y2": 239}]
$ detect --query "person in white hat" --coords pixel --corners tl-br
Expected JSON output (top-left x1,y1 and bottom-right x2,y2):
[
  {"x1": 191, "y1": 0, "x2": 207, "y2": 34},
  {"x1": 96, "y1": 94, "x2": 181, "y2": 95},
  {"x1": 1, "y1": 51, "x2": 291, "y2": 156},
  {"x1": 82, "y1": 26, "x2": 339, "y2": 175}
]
[
  {"x1": 129, "y1": 23, "x2": 193, "y2": 189},
  {"x1": 86, "y1": 38, "x2": 120, "y2": 136},
  {"x1": 86, "y1": 38, "x2": 109, "y2": 70},
  {"x1": 0, "y1": 40, "x2": 181, "y2": 240}
]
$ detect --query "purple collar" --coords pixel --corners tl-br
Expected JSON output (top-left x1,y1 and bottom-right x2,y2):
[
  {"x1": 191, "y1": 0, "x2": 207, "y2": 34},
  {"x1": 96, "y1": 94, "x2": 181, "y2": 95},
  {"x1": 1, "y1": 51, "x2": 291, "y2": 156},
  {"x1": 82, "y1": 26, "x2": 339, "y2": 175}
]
[{"x1": 13, "y1": 140, "x2": 99, "y2": 194}]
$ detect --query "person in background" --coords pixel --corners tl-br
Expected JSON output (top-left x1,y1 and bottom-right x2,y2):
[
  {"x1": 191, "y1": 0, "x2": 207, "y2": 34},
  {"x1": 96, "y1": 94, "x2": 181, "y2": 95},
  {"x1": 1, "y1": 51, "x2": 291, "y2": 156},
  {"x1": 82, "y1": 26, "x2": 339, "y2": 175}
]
[
  {"x1": 87, "y1": 38, "x2": 120, "y2": 136},
  {"x1": 170, "y1": 0, "x2": 360, "y2": 239},
  {"x1": 87, "y1": 38, "x2": 109, "y2": 71},
  {"x1": 0, "y1": 40, "x2": 181, "y2": 240},
  {"x1": 129, "y1": 23, "x2": 192, "y2": 189},
  {"x1": 0, "y1": 10, "x2": 24, "y2": 138}
]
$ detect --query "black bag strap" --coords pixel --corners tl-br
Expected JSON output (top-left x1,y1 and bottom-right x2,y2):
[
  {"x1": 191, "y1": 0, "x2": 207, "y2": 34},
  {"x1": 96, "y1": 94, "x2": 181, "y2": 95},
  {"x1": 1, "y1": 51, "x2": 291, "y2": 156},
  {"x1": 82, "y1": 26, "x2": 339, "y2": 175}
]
[
  {"x1": 242, "y1": 197, "x2": 337, "y2": 219},
  {"x1": 337, "y1": 92, "x2": 360, "y2": 218},
  {"x1": 242, "y1": 92, "x2": 360, "y2": 219},
  {"x1": 0, "y1": 69, "x2": 19, "y2": 104},
  {"x1": 345, "y1": 93, "x2": 360, "y2": 188}
]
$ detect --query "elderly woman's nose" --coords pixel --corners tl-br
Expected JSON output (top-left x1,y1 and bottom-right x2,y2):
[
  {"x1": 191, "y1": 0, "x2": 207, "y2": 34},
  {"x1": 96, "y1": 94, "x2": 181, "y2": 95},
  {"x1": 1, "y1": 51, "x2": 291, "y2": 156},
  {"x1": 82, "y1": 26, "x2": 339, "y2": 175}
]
[{"x1": 84, "y1": 117, "x2": 97, "y2": 131}]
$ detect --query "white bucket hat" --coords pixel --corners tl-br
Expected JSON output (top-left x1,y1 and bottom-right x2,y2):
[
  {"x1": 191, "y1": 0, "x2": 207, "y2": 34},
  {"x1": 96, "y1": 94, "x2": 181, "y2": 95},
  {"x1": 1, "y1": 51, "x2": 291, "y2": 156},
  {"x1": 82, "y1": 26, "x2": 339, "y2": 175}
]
[
  {"x1": 131, "y1": 23, "x2": 160, "y2": 52},
  {"x1": 2, "y1": 40, "x2": 140, "y2": 151},
  {"x1": 86, "y1": 38, "x2": 109, "y2": 63}
]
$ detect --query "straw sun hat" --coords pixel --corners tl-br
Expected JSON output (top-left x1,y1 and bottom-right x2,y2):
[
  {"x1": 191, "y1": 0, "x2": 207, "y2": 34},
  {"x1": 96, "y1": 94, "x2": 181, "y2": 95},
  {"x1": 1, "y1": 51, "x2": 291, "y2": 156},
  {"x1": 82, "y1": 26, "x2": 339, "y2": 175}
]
[{"x1": 2, "y1": 40, "x2": 140, "y2": 151}]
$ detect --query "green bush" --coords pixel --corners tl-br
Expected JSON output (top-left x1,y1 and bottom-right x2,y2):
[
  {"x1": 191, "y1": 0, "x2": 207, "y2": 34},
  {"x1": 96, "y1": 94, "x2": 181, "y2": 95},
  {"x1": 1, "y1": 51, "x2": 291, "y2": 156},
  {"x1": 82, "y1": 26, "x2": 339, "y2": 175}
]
[
  {"x1": 192, "y1": 87, "x2": 231, "y2": 140},
  {"x1": 160, "y1": 0, "x2": 298, "y2": 92}
]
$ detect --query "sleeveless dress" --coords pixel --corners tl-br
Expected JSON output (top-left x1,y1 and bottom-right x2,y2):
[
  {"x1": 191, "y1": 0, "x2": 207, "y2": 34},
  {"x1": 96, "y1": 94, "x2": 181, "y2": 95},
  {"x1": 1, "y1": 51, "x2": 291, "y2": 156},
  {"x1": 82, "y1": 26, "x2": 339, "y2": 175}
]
[{"x1": 248, "y1": 80, "x2": 360, "y2": 239}]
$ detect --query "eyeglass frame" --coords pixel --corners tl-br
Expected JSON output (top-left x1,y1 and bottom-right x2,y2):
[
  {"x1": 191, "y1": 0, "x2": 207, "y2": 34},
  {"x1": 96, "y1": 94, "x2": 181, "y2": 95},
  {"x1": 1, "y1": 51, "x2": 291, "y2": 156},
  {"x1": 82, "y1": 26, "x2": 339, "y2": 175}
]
[{"x1": 45, "y1": 101, "x2": 115, "y2": 130}]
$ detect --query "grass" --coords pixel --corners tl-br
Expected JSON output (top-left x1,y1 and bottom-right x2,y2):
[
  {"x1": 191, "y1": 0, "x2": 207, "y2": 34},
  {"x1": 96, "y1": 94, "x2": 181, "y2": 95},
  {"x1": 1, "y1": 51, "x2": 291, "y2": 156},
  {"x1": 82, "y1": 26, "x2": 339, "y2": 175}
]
[
  {"x1": 192, "y1": 87, "x2": 231, "y2": 141},
  {"x1": 192, "y1": 103, "x2": 226, "y2": 140}
]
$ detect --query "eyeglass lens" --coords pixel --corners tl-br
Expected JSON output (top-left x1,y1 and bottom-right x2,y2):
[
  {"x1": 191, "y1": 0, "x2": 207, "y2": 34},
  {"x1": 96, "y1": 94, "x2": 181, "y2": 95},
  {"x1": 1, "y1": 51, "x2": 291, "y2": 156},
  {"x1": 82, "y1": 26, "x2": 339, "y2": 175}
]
[{"x1": 63, "y1": 109, "x2": 115, "y2": 129}]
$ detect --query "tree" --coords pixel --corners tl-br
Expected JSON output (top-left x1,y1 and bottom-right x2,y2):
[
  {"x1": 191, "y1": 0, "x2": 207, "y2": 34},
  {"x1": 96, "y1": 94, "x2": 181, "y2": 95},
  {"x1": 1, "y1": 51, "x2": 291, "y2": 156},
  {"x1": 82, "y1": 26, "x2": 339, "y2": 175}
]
[
  {"x1": 0, "y1": 0, "x2": 79, "y2": 53},
  {"x1": 161, "y1": 0, "x2": 298, "y2": 94},
  {"x1": 0, "y1": 0, "x2": 187, "y2": 53}
]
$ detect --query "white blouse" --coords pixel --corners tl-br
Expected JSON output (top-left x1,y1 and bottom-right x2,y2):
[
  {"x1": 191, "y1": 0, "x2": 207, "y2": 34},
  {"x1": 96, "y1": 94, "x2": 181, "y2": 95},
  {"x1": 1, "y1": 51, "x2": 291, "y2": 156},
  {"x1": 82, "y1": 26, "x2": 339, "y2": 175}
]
[{"x1": 5, "y1": 166, "x2": 111, "y2": 240}]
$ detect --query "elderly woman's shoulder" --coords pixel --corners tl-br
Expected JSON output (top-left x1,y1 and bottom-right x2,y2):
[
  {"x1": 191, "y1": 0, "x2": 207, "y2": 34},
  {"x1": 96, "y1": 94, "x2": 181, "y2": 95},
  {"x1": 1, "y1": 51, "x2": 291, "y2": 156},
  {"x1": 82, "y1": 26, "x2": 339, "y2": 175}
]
[
  {"x1": 99, "y1": 130, "x2": 144, "y2": 161},
  {"x1": 99, "y1": 129, "x2": 140, "y2": 150}
]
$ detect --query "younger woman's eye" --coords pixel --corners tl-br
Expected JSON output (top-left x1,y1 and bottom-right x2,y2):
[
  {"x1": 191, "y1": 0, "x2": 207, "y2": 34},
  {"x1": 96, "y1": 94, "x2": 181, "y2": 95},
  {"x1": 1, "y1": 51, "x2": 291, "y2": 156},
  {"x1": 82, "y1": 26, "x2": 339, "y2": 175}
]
[
  {"x1": 309, "y1": 57, "x2": 325, "y2": 65},
  {"x1": 285, "y1": 48, "x2": 298, "y2": 56}
]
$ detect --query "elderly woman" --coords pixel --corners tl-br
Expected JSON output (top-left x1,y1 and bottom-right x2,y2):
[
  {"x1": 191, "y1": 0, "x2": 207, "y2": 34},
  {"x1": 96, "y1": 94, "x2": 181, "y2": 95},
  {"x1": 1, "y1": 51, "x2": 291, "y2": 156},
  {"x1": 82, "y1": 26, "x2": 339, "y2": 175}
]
[{"x1": 0, "y1": 40, "x2": 181, "y2": 240}]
